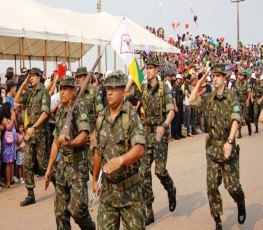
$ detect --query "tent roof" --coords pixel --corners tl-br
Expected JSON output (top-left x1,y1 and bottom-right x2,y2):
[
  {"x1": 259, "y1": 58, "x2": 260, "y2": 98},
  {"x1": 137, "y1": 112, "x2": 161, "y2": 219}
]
[{"x1": 0, "y1": 0, "x2": 179, "y2": 61}]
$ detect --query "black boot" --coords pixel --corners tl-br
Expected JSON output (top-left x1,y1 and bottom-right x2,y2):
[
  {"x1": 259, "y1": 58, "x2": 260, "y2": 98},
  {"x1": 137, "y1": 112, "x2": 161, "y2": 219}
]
[
  {"x1": 214, "y1": 216, "x2": 222, "y2": 230},
  {"x1": 168, "y1": 186, "x2": 177, "y2": 212},
  {"x1": 20, "y1": 188, "x2": 36, "y2": 207},
  {"x1": 179, "y1": 133, "x2": 186, "y2": 138},
  {"x1": 237, "y1": 200, "x2": 246, "y2": 224},
  {"x1": 237, "y1": 128, "x2": 242, "y2": 139},
  {"x1": 145, "y1": 205, "x2": 154, "y2": 226},
  {"x1": 247, "y1": 121, "x2": 252, "y2": 136},
  {"x1": 78, "y1": 214, "x2": 96, "y2": 230},
  {"x1": 191, "y1": 128, "x2": 198, "y2": 135},
  {"x1": 255, "y1": 124, "x2": 259, "y2": 133}
]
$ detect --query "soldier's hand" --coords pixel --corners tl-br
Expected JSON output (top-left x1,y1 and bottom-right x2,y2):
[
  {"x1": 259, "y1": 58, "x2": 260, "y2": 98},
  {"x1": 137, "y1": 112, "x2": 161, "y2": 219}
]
[
  {"x1": 58, "y1": 135, "x2": 71, "y2": 146},
  {"x1": 156, "y1": 126, "x2": 165, "y2": 142},
  {"x1": 44, "y1": 170, "x2": 51, "y2": 190},
  {"x1": 245, "y1": 99, "x2": 249, "y2": 107},
  {"x1": 223, "y1": 142, "x2": 232, "y2": 159},
  {"x1": 103, "y1": 156, "x2": 124, "y2": 174},
  {"x1": 24, "y1": 127, "x2": 34, "y2": 141},
  {"x1": 90, "y1": 131, "x2": 96, "y2": 150}
]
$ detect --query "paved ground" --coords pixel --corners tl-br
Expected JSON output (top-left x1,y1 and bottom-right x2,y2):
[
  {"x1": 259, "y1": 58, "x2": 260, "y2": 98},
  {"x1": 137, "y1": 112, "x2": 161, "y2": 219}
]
[{"x1": 0, "y1": 124, "x2": 263, "y2": 230}]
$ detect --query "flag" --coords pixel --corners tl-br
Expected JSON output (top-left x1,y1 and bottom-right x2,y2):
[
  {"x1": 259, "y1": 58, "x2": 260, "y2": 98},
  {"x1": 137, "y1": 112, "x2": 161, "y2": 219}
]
[
  {"x1": 57, "y1": 63, "x2": 67, "y2": 80},
  {"x1": 110, "y1": 19, "x2": 144, "y2": 91}
]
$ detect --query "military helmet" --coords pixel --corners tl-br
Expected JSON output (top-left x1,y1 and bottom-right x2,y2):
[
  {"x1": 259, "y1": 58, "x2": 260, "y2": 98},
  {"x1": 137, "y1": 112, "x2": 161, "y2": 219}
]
[
  {"x1": 75, "y1": 67, "x2": 88, "y2": 77},
  {"x1": 30, "y1": 67, "x2": 42, "y2": 76},
  {"x1": 104, "y1": 70, "x2": 128, "y2": 87},
  {"x1": 59, "y1": 76, "x2": 76, "y2": 88},
  {"x1": 146, "y1": 56, "x2": 159, "y2": 67},
  {"x1": 211, "y1": 63, "x2": 227, "y2": 75}
]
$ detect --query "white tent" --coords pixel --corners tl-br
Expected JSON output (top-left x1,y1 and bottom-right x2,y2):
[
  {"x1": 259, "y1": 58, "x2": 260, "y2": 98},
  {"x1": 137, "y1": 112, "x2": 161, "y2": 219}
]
[{"x1": 0, "y1": 0, "x2": 179, "y2": 62}]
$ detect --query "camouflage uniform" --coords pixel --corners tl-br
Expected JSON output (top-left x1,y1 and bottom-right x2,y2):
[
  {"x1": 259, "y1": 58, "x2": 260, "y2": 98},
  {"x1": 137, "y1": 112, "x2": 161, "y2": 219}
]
[
  {"x1": 197, "y1": 64, "x2": 245, "y2": 221},
  {"x1": 252, "y1": 78, "x2": 263, "y2": 132},
  {"x1": 96, "y1": 71, "x2": 146, "y2": 230},
  {"x1": 139, "y1": 57, "x2": 176, "y2": 225},
  {"x1": 76, "y1": 67, "x2": 103, "y2": 175},
  {"x1": 53, "y1": 76, "x2": 94, "y2": 230},
  {"x1": 234, "y1": 73, "x2": 252, "y2": 136},
  {"x1": 19, "y1": 69, "x2": 50, "y2": 189}
]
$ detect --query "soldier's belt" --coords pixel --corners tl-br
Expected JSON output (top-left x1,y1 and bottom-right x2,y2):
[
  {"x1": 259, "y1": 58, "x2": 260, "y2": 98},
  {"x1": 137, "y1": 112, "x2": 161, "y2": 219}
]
[
  {"x1": 106, "y1": 173, "x2": 140, "y2": 191},
  {"x1": 209, "y1": 139, "x2": 227, "y2": 146},
  {"x1": 61, "y1": 151, "x2": 87, "y2": 163},
  {"x1": 144, "y1": 126, "x2": 158, "y2": 133}
]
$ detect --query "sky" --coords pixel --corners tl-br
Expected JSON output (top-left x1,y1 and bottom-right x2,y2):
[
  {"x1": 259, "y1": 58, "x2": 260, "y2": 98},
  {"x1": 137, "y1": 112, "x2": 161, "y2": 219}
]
[{"x1": 1, "y1": 0, "x2": 263, "y2": 76}]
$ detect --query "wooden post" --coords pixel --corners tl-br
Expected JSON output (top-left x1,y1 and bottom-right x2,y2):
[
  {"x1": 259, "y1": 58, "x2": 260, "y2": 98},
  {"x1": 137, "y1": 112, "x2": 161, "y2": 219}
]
[
  {"x1": 44, "y1": 40, "x2": 47, "y2": 79},
  {"x1": 80, "y1": 43, "x2": 83, "y2": 67},
  {"x1": 64, "y1": 41, "x2": 67, "y2": 64},
  {"x1": 14, "y1": 55, "x2": 17, "y2": 75},
  {"x1": 22, "y1": 37, "x2": 25, "y2": 68},
  {"x1": 114, "y1": 51, "x2": 116, "y2": 71}
]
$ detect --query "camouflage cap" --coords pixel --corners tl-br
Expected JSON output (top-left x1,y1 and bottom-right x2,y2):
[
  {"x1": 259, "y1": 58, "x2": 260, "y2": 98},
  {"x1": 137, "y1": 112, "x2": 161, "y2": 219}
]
[
  {"x1": 146, "y1": 56, "x2": 159, "y2": 67},
  {"x1": 30, "y1": 67, "x2": 42, "y2": 76},
  {"x1": 104, "y1": 70, "x2": 128, "y2": 87},
  {"x1": 59, "y1": 76, "x2": 75, "y2": 88},
  {"x1": 75, "y1": 67, "x2": 88, "y2": 77},
  {"x1": 211, "y1": 63, "x2": 227, "y2": 75}
]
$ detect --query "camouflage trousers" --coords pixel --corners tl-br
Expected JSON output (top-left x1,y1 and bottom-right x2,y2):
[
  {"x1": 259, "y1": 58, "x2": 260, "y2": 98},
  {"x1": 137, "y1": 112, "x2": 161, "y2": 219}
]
[
  {"x1": 254, "y1": 102, "x2": 262, "y2": 124},
  {"x1": 24, "y1": 141, "x2": 48, "y2": 188},
  {"x1": 206, "y1": 155, "x2": 245, "y2": 217},
  {"x1": 240, "y1": 104, "x2": 250, "y2": 126},
  {"x1": 140, "y1": 135, "x2": 174, "y2": 206},
  {"x1": 87, "y1": 146, "x2": 95, "y2": 176},
  {"x1": 191, "y1": 106, "x2": 198, "y2": 130},
  {"x1": 97, "y1": 201, "x2": 145, "y2": 230},
  {"x1": 55, "y1": 166, "x2": 92, "y2": 230}
]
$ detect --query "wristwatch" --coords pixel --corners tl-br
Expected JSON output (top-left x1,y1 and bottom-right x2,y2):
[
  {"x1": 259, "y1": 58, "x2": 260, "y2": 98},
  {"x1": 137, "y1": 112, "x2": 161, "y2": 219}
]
[
  {"x1": 227, "y1": 138, "x2": 233, "y2": 145},
  {"x1": 161, "y1": 123, "x2": 168, "y2": 130},
  {"x1": 33, "y1": 124, "x2": 37, "y2": 129}
]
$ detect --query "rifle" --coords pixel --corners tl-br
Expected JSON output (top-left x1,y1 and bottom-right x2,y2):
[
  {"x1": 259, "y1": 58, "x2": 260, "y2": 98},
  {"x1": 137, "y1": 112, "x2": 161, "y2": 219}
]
[
  {"x1": 89, "y1": 169, "x2": 103, "y2": 211},
  {"x1": 60, "y1": 52, "x2": 103, "y2": 140}
]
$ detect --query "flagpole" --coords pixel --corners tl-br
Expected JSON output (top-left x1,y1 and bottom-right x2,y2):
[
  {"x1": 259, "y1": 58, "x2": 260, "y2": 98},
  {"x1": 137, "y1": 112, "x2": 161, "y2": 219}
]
[{"x1": 96, "y1": 0, "x2": 101, "y2": 73}]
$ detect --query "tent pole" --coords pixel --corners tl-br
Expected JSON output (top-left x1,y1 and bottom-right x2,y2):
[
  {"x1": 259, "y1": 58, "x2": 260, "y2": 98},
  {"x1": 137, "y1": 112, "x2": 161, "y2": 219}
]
[
  {"x1": 105, "y1": 46, "x2": 107, "y2": 71},
  {"x1": 29, "y1": 56, "x2": 31, "y2": 69},
  {"x1": 44, "y1": 40, "x2": 47, "y2": 79},
  {"x1": 80, "y1": 43, "x2": 83, "y2": 66},
  {"x1": 55, "y1": 57, "x2": 58, "y2": 69},
  {"x1": 64, "y1": 41, "x2": 67, "y2": 65},
  {"x1": 14, "y1": 55, "x2": 17, "y2": 75},
  {"x1": 22, "y1": 37, "x2": 25, "y2": 68},
  {"x1": 68, "y1": 42, "x2": 71, "y2": 70},
  {"x1": 114, "y1": 51, "x2": 116, "y2": 71}
]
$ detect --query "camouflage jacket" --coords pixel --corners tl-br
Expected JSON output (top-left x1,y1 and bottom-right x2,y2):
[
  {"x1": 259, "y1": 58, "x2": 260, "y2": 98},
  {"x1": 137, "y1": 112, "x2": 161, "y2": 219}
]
[
  {"x1": 234, "y1": 80, "x2": 251, "y2": 104},
  {"x1": 81, "y1": 85, "x2": 103, "y2": 132},
  {"x1": 140, "y1": 80, "x2": 174, "y2": 126},
  {"x1": 53, "y1": 100, "x2": 90, "y2": 155},
  {"x1": 95, "y1": 102, "x2": 145, "y2": 207},
  {"x1": 19, "y1": 83, "x2": 50, "y2": 143},
  {"x1": 197, "y1": 88, "x2": 241, "y2": 161},
  {"x1": 253, "y1": 82, "x2": 263, "y2": 102}
]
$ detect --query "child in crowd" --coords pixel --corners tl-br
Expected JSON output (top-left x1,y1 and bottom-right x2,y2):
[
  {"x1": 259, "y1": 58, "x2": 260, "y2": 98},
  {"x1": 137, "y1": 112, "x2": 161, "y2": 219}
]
[
  {"x1": 16, "y1": 123, "x2": 25, "y2": 183},
  {"x1": 0, "y1": 102, "x2": 17, "y2": 188}
]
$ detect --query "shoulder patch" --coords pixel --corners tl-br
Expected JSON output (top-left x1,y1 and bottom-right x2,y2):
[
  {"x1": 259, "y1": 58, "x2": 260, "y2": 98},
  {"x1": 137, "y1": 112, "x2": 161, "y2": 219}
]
[
  {"x1": 139, "y1": 123, "x2": 144, "y2": 130},
  {"x1": 233, "y1": 105, "x2": 240, "y2": 113},
  {"x1": 80, "y1": 113, "x2": 87, "y2": 120}
]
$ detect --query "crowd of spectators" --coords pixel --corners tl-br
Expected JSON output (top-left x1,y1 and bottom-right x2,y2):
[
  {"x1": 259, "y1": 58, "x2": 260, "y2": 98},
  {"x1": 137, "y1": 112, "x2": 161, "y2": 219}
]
[{"x1": 0, "y1": 29, "x2": 262, "y2": 191}]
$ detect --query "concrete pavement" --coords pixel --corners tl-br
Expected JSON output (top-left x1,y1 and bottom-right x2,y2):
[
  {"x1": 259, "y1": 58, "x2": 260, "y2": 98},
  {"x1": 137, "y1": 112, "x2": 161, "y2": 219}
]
[{"x1": 0, "y1": 124, "x2": 262, "y2": 230}]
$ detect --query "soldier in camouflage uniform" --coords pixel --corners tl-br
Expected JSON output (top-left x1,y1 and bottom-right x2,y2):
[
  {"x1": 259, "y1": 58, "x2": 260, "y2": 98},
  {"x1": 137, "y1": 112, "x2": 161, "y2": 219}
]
[
  {"x1": 75, "y1": 67, "x2": 103, "y2": 175},
  {"x1": 93, "y1": 70, "x2": 146, "y2": 229},
  {"x1": 139, "y1": 57, "x2": 176, "y2": 225},
  {"x1": 190, "y1": 63, "x2": 246, "y2": 230},
  {"x1": 234, "y1": 70, "x2": 252, "y2": 138},
  {"x1": 252, "y1": 73, "x2": 263, "y2": 133},
  {"x1": 14, "y1": 68, "x2": 50, "y2": 207},
  {"x1": 45, "y1": 76, "x2": 95, "y2": 230}
]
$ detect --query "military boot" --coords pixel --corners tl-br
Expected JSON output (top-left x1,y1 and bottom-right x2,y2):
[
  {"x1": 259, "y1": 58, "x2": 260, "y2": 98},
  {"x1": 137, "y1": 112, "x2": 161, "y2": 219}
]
[
  {"x1": 145, "y1": 205, "x2": 154, "y2": 226},
  {"x1": 191, "y1": 128, "x2": 198, "y2": 135},
  {"x1": 237, "y1": 128, "x2": 242, "y2": 139},
  {"x1": 168, "y1": 186, "x2": 177, "y2": 212},
  {"x1": 79, "y1": 214, "x2": 96, "y2": 230},
  {"x1": 20, "y1": 188, "x2": 36, "y2": 207},
  {"x1": 246, "y1": 121, "x2": 252, "y2": 136},
  {"x1": 237, "y1": 200, "x2": 246, "y2": 224},
  {"x1": 214, "y1": 216, "x2": 222, "y2": 230},
  {"x1": 255, "y1": 124, "x2": 259, "y2": 133}
]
